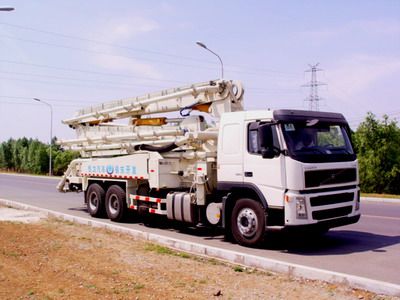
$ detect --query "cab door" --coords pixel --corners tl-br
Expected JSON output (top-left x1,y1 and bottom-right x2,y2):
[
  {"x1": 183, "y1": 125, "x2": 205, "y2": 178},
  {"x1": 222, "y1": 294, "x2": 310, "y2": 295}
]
[{"x1": 243, "y1": 121, "x2": 286, "y2": 208}]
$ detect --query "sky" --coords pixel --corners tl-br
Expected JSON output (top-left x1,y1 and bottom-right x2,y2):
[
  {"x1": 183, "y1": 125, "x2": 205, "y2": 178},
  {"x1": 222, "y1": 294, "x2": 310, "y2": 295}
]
[{"x1": 0, "y1": 0, "x2": 399, "y2": 143}]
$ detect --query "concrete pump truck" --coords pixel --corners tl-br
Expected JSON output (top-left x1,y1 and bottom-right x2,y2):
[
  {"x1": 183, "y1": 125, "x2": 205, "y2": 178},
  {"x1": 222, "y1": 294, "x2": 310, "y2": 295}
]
[{"x1": 57, "y1": 79, "x2": 360, "y2": 246}]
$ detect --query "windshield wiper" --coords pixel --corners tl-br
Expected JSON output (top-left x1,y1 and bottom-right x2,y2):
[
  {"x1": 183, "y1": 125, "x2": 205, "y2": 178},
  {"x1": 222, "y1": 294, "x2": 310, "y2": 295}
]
[
  {"x1": 296, "y1": 146, "x2": 326, "y2": 154},
  {"x1": 336, "y1": 147, "x2": 352, "y2": 154},
  {"x1": 326, "y1": 147, "x2": 352, "y2": 154}
]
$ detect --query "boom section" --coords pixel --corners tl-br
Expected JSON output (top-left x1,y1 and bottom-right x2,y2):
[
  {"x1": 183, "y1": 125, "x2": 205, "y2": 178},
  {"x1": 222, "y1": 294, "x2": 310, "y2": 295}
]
[{"x1": 63, "y1": 80, "x2": 244, "y2": 127}]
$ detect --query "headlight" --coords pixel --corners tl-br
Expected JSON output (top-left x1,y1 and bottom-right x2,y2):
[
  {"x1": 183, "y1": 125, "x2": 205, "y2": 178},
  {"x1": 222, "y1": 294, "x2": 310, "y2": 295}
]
[{"x1": 296, "y1": 196, "x2": 308, "y2": 219}]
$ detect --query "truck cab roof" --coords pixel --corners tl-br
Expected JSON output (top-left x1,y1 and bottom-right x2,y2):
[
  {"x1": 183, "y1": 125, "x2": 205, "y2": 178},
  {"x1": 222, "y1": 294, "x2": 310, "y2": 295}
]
[{"x1": 273, "y1": 109, "x2": 347, "y2": 124}]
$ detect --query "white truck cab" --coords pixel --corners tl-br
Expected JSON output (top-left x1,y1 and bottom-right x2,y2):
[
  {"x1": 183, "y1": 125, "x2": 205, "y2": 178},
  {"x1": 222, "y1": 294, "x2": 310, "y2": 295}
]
[{"x1": 217, "y1": 109, "x2": 360, "y2": 245}]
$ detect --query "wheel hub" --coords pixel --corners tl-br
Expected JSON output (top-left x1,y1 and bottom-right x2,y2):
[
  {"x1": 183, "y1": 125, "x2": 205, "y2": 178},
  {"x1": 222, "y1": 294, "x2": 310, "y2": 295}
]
[
  {"x1": 89, "y1": 192, "x2": 98, "y2": 210},
  {"x1": 108, "y1": 194, "x2": 119, "y2": 214},
  {"x1": 237, "y1": 208, "x2": 258, "y2": 238}
]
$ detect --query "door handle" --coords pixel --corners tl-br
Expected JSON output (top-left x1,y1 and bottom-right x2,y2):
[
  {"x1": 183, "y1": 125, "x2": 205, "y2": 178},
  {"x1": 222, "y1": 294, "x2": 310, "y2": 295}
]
[{"x1": 244, "y1": 171, "x2": 253, "y2": 177}]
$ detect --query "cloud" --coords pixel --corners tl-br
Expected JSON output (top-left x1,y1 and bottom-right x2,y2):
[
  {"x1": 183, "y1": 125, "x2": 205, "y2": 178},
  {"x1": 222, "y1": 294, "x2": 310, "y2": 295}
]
[
  {"x1": 352, "y1": 19, "x2": 400, "y2": 36},
  {"x1": 326, "y1": 55, "x2": 400, "y2": 97},
  {"x1": 93, "y1": 54, "x2": 161, "y2": 79},
  {"x1": 89, "y1": 16, "x2": 162, "y2": 78},
  {"x1": 300, "y1": 18, "x2": 400, "y2": 40},
  {"x1": 102, "y1": 17, "x2": 160, "y2": 43}
]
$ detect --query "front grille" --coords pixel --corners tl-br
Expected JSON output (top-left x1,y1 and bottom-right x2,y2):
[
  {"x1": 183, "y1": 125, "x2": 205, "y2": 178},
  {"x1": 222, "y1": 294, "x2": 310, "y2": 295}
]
[
  {"x1": 312, "y1": 206, "x2": 353, "y2": 220},
  {"x1": 305, "y1": 168, "x2": 357, "y2": 188},
  {"x1": 310, "y1": 192, "x2": 354, "y2": 207}
]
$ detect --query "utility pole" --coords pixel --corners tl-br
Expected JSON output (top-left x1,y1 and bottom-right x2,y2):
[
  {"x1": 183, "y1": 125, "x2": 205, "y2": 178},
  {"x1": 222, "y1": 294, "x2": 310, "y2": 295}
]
[
  {"x1": 196, "y1": 41, "x2": 224, "y2": 79},
  {"x1": 302, "y1": 63, "x2": 326, "y2": 111},
  {"x1": 33, "y1": 98, "x2": 53, "y2": 176}
]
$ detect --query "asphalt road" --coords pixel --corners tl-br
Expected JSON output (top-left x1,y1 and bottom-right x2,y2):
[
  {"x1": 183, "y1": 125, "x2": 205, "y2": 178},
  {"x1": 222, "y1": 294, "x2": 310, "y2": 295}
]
[{"x1": 1, "y1": 174, "x2": 399, "y2": 285}]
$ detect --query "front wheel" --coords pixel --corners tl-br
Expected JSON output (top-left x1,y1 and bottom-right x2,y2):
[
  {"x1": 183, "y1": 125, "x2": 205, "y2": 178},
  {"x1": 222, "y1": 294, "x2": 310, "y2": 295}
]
[
  {"x1": 231, "y1": 198, "x2": 266, "y2": 247},
  {"x1": 105, "y1": 185, "x2": 127, "y2": 222}
]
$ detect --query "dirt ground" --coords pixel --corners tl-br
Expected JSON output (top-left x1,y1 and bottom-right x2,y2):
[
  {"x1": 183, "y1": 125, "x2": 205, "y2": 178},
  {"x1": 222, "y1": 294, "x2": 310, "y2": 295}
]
[{"x1": 0, "y1": 213, "x2": 396, "y2": 300}]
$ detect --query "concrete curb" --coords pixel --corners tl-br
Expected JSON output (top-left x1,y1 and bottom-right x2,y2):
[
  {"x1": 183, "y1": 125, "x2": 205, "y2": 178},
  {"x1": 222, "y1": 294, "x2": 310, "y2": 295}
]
[{"x1": 1, "y1": 198, "x2": 399, "y2": 297}]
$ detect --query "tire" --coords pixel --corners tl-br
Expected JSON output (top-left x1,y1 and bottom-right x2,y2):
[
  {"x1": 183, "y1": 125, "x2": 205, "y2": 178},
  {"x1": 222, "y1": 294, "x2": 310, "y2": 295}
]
[
  {"x1": 231, "y1": 198, "x2": 266, "y2": 247},
  {"x1": 105, "y1": 185, "x2": 127, "y2": 222},
  {"x1": 86, "y1": 183, "x2": 105, "y2": 218}
]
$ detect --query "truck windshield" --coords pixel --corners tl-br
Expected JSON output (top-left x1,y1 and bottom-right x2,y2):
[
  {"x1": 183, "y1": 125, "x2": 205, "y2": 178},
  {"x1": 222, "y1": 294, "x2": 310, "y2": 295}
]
[{"x1": 281, "y1": 121, "x2": 356, "y2": 163}]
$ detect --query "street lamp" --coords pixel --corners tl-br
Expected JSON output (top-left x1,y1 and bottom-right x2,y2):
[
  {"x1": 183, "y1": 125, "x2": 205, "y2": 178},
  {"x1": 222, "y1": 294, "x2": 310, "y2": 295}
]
[
  {"x1": 196, "y1": 41, "x2": 224, "y2": 79},
  {"x1": 33, "y1": 98, "x2": 53, "y2": 176}
]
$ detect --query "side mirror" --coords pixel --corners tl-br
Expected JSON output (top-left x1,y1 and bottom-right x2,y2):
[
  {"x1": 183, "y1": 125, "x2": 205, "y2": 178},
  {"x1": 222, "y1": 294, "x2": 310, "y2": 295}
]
[
  {"x1": 258, "y1": 124, "x2": 278, "y2": 159},
  {"x1": 261, "y1": 148, "x2": 275, "y2": 159},
  {"x1": 258, "y1": 124, "x2": 273, "y2": 148}
]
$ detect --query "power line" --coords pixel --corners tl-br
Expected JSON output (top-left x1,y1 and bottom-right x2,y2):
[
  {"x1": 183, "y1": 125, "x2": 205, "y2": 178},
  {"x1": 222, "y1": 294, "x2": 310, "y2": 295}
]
[
  {"x1": 0, "y1": 21, "x2": 298, "y2": 77},
  {"x1": 0, "y1": 22, "x2": 219, "y2": 65},
  {"x1": 326, "y1": 86, "x2": 367, "y2": 114},
  {"x1": 0, "y1": 72, "x2": 300, "y2": 95},
  {"x1": 0, "y1": 70, "x2": 168, "y2": 89},
  {"x1": 0, "y1": 75, "x2": 150, "y2": 90},
  {"x1": 0, "y1": 95, "x2": 99, "y2": 104},
  {"x1": 0, "y1": 59, "x2": 184, "y2": 84},
  {"x1": 246, "y1": 89, "x2": 301, "y2": 96},
  {"x1": 0, "y1": 34, "x2": 299, "y2": 78},
  {"x1": 0, "y1": 34, "x2": 217, "y2": 71},
  {"x1": 0, "y1": 60, "x2": 300, "y2": 93},
  {"x1": 0, "y1": 100, "x2": 77, "y2": 107}
]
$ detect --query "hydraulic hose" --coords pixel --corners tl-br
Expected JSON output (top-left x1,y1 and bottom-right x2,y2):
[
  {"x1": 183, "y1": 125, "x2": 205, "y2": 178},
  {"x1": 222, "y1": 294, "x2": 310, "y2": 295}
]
[{"x1": 134, "y1": 142, "x2": 179, "y2": 153}]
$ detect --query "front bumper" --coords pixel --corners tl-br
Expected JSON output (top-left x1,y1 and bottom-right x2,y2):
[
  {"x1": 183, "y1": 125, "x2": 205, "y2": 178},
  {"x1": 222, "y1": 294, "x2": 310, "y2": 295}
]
[
  {"x1": 284, "y1": 187, "x2": 360, "y2": 226},
  {"x1": 284, "y1": 214, "x2": 361, "y2": 231}
]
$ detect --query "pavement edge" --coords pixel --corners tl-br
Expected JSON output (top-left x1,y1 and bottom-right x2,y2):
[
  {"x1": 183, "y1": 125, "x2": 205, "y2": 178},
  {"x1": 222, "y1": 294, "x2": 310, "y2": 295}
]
[{"x1": 1, "y1": 198, "x2": 399, "y2": 297}]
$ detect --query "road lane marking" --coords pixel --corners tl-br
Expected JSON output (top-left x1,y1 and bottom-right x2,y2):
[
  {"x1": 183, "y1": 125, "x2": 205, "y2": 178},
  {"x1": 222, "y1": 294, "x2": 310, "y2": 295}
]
[{"x1": 362, "y1": 214, "x2": 400, "y2": 221}]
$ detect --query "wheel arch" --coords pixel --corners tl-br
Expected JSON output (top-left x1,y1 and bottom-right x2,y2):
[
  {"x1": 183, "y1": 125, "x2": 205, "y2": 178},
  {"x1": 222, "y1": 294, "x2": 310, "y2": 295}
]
[
  {"x1": 218, "y1": 182, "x2": 268, "y2": 229},
  {"x1": 86, "y1": 178, "x2": 127, "y2": 194}
]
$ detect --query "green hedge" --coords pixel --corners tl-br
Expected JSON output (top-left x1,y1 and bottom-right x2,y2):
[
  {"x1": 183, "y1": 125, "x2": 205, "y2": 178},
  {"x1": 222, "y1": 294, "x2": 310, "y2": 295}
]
[
  {"x1": 0, "y1": 137, "x2": 79, "y2": 176},
  {"x1": 353, "y1": 113, "x2": 400, "y2": 194}
]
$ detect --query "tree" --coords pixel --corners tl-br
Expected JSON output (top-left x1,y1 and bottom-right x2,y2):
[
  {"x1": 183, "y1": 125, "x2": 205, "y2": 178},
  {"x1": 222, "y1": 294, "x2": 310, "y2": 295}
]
[
  {"x1": 53, "y1": 150, "x2": 79, "y2": 175},
  {"x1": 0, "y1": 137, "x2": 78, "y2": 175},
  {"x1": 27, "y1": 139, "x2": 41, "y2": 172},
  {"x1": 353, "y1": 113, "x2": 400, "y2": 194},
  {"x1": 0, "y1": 139, "x2": 13, "y2": 169},
  {"x1": 36, "y1": 144, "x2": 49, "y2": 174}
]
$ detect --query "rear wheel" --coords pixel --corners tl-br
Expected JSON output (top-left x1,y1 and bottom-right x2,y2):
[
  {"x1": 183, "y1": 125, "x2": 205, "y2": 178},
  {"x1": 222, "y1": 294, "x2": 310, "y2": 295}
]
[
  {"x1": 231, "y1": 198, "x2": 266, "y2": 247},
  {"x1": 86, "y1": 183, "x2": 105, "y2": 217},
  {"x1": 105, "y1": 185, "x2": 127, "y2": 222}
]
